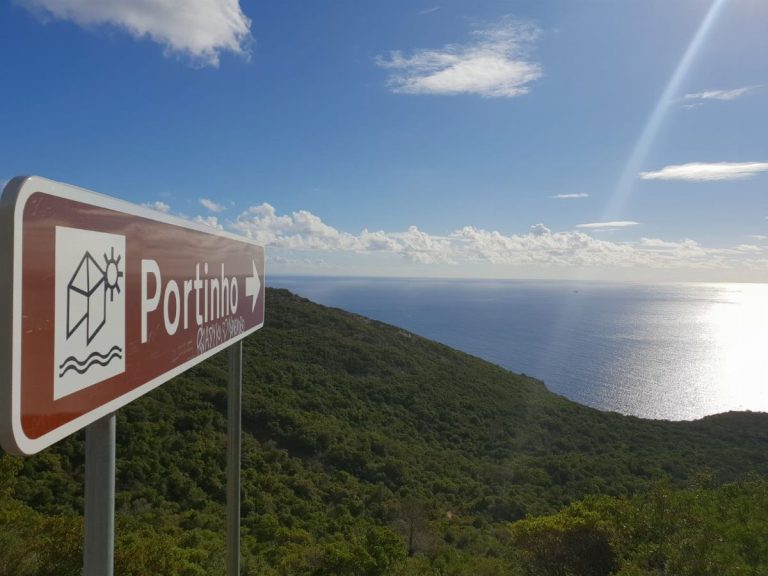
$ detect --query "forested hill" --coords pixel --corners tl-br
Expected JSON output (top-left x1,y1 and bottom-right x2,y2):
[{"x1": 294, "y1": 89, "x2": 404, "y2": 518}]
[{"x1": 3, "y1": 287, "x2": 768, "y2": 575}]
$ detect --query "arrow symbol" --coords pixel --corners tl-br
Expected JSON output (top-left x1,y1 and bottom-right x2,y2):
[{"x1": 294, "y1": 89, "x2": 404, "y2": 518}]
[{"x1": 244, "y1": 259, "x2": 261, "y2": 312}]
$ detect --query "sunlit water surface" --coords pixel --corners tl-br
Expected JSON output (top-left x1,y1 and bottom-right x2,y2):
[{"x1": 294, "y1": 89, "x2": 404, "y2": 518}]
[{"x1": 269, "y1": 278, "x2": 768, "y2": 421}]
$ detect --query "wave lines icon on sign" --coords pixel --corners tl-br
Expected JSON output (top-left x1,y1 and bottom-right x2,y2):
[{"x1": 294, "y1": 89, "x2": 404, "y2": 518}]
[{"x1": 58, "y1": 345, "x2": 123, "y2": 378}]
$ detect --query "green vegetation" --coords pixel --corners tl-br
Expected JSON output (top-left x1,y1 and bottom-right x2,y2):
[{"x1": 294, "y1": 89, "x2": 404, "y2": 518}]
[
  {"x1": 509, "y1": 478, "x2": 768, "y2": 576},
  {"x1": 2, "y1": 288, "x2": 768, "y2": 574}
]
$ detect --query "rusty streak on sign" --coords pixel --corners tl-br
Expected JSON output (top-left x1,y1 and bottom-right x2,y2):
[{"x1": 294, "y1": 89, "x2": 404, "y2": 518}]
[{"x1": 0, "y1": 177, "x2": 265, "y2": 455}]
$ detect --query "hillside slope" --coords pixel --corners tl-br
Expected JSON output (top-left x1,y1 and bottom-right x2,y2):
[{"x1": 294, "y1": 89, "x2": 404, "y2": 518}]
[{"x1": 3, "y1": 287, "x2": 768, "y2": 575}]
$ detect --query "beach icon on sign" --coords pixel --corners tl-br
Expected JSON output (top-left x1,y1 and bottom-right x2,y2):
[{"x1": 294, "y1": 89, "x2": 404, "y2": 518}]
[
  {"x1": 54, "y1": 227, "x2": 126, "y2": 399},
  {"x1": 65, "y1": 247, "x2": 123, "y2": 345}
]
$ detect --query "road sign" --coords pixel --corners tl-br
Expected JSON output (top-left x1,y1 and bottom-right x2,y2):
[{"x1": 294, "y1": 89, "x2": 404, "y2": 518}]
[{"x1": 0, "y1": 176, "x2": 265, "y2": 455}]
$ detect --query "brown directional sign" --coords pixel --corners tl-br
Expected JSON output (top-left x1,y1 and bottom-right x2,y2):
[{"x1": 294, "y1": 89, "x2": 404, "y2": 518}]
[{"x1": 0, "y1": 176, "x2": 265, "y2": 455}]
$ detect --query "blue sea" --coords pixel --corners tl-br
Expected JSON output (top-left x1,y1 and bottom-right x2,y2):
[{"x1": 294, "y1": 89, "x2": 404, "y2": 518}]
[{"x1": 268, "y1": 277, "x2": 768, "y2": 421}]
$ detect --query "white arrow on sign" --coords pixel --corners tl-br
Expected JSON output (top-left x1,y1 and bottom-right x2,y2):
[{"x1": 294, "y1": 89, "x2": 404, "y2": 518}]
[{"x1": 244, "y1": 259, "x2": 261, "y2": 312}]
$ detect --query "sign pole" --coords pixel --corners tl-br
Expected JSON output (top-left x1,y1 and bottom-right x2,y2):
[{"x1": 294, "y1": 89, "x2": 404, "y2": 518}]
[
  {"x1": 84, "y1": 412, "x2": 116, "y2": 576},
  {"x1": 227, "y1": 341, "x2": 243, "y2": 576}
]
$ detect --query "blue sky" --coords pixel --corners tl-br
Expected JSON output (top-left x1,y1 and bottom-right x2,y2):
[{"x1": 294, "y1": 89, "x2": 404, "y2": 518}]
[{"x1": 1, "y1": 0, "x2": 766, "y2": 281}]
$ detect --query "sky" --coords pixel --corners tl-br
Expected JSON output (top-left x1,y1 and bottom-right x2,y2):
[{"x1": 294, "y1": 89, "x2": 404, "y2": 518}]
[{"x1": 0, "y1": 0, "x2": 766, "y2": 282}]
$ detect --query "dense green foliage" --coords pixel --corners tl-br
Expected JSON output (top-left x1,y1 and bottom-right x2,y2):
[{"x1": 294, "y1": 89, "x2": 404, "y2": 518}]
[
  {"x1": 2, "y1": 288, "x2": 768, "y2": 574},
  {"x1": 509, "y1": 478, "x2": 768, "y2": 575}
]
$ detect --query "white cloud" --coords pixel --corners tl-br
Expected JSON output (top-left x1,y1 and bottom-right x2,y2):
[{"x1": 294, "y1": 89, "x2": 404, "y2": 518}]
[
  {"x1": 231, "y1": 203, "x2": 765, "y2": 277},
  {"x1": 194, "y1": 215, "x2": 223, "y2": 229},
  {"x1": 683, "y1": 87, "x2": 754, "y2": 102},
  {"x1": 199, "y1": 198, "x2": 225, "y2": 213},
  {"x1": 268, "y1": 253, "x2": 326, "y2": 265},
  {"x1": 376, "y1": 17, "x2": 542, "y2": 98},
  {"x1": 529, "y1": 223, "x2": 551, "y2": 236},
  {"x1": 733, "y1": 244, "x2": 763, "y2": 253},
  {"x1": 231, "y1": 203, "x2": 452, "y2": 263},
  {"x1": 576, "y1": 221, "x2": 639, "y2": 230},
  {"x1": 640, "y1": 162, "x2": 768, "y2": 182},
  {"x1": 20, "y1": 0, "x2": 252, "y2": 66},
  {"x1": 142, "y1": 200, "x2": 171, "y2": 213},
  {"x1": 748, "y1": 235, "x2": 768, "y2": 241},
  {"x1": 552, "y1": 193, "x2": 589, "y2": 199},
  {"x1": 639, "y1": 237, "x2": 696, "y2": 249}
]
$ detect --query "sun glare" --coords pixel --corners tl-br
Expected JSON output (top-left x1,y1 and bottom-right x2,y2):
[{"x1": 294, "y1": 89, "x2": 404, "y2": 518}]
[{"x1": 704, "y1": 283, "x2": 768, "y2": 412}]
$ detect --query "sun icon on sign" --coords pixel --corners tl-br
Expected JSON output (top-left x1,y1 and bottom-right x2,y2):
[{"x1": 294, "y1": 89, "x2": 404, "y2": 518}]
[{"x1": 103, "y1": 247, "x2": 123, "y2": 302}]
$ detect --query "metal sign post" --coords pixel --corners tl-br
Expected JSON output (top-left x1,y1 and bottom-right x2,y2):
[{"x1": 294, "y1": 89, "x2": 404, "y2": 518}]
[
  {"x1": 84, "y1": 413, "x2": 116, "y2": 576},
  {"x1": 81, "y1": 341, "x2": 244, "y2": 576},
  {"x1": 227, "y1": 341, "x2": 243, "y2": 576}
]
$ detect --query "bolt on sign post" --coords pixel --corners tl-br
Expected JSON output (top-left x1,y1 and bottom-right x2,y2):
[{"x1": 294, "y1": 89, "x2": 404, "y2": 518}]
[{"x1": 0, "y1": 176, "x2": 265, "y2": 575}]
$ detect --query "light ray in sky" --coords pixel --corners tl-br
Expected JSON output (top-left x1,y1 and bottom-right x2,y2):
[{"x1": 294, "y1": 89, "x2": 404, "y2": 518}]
[
  {"x1": 545, "y1": 0, "x2": 732, "y2": 384},
  {"x1": 602, "y1": 0, "x2": 730, "y2": 220}
]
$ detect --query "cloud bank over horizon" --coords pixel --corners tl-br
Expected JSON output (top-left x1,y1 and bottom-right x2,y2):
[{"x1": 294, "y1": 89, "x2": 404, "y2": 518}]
[{"x1": 229, "y1": 203, "x2": 766, "y2": 279}]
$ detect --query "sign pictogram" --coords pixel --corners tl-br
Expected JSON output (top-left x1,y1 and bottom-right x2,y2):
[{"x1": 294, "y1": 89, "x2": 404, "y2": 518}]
[
  {"x1": 55, "y1": 227, "x2": 126, "y2": 399},
  {"x1": 0, "y1": 176, "x2": 265, "y2": 455}
]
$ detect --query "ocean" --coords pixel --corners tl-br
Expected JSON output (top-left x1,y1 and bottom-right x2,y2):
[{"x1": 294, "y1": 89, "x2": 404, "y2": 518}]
[{"x1": 268, "y1": 276, "x2": 768, "y2": 421}]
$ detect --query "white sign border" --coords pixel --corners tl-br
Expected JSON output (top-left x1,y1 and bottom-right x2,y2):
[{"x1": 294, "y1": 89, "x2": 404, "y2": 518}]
[{"x1": 0, "y1": 176, "x2": 265, "y2": 456}]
